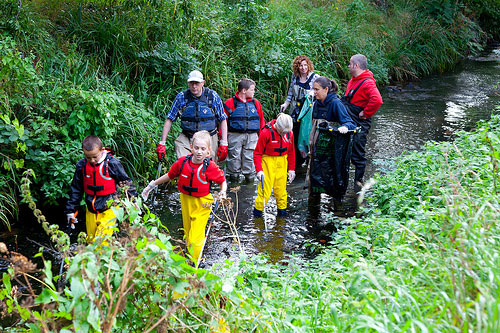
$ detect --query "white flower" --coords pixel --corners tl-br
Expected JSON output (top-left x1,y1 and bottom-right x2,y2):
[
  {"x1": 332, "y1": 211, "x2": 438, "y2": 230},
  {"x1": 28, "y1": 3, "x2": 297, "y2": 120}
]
[{"x1": 222, "y1": 282, "x2": 233, "y2": 293}]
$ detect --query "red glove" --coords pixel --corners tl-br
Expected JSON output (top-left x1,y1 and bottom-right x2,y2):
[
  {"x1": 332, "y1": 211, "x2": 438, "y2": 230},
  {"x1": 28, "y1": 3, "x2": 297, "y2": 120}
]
[
  {"x1": 216, "y1": 141, "x2": 228, "y2": 162},
  {"x1": 156, "y1": 143, "x2": 166, "y2": 161}
]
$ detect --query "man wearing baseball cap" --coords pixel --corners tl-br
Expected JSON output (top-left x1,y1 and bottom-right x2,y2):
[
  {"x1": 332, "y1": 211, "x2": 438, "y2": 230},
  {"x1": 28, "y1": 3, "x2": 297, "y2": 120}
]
[{"x1": 156, "y1": 70, "x2": 228, "y2": 162}]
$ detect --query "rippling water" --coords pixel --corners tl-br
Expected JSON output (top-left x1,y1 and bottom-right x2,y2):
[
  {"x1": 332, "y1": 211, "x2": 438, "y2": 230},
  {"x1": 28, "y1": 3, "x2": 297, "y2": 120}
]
[
  {"x1": 149, "y1": 45, "x2": 500, "y2": 267},
  {"x1": 3, "y1": 47, "x2": 500, "y2": 270}
]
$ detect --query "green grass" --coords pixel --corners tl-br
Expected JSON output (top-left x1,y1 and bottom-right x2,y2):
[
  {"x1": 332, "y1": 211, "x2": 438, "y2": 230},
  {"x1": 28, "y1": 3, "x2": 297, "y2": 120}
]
[
  {"x1": 2, "y1": 112, "x2": 499, "y2": 331},
  {"x1": 0, "y1": 186, "x2": 16, "y2": 232}
]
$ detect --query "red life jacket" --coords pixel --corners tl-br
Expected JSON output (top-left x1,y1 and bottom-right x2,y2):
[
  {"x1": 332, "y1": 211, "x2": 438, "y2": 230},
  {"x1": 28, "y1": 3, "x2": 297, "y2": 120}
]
[
  {"x1": 177, "y1": 155, "x2": 211, "y2": 197},
  {"x1": 263, "y1": 124, "x2": 292, "y2": 156},
  {"x1": 83, "y1": 153, "x2": 116, "y2": 196}
]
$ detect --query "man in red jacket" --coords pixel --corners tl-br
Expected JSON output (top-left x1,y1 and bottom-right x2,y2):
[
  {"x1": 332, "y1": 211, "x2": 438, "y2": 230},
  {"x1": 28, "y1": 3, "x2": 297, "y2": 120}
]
[{"x1": 342, "y1": 54, "x2": 383, "y2": 186}]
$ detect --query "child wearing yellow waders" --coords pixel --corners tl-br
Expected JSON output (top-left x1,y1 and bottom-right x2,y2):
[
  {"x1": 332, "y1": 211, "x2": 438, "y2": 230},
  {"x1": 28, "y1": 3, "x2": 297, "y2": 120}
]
[
  {"x1": 253, "y1": 113, "x2": 296, "y2": 217},
  {"x1": 142, "y1": 130, "x2": 227, "y2": 263},
  {"x1": 65, "y1": 135, "x2": 137, "y2": 243}
]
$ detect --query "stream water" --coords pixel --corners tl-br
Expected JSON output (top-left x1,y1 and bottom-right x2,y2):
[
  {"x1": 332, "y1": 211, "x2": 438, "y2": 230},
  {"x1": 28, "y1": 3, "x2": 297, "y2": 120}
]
[
  {"x1": 151, "y1": 45, "x2": 500, "y2": 267},
  {"x1": 2, "y1": 45, "x2": 500, "y2": 272}
]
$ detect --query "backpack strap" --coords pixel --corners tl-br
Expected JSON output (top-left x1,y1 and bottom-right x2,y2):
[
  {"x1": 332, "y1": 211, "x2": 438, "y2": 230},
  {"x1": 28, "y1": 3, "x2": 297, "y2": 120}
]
[
  {"x1": 224, "y1": 96, "x2": 239, "y2": 115},
  {"x1": 205, "y1": 88, "x2": 214, "y2": 111},
  {"x1": 223, "y1": 103, "x2": 233, "y2": 115},
  {"x1": 202, "y1": 157, "x2": 210, "y2": 173},
  {"x1": 295, "y1": 72, "x2": 316, "y2": 88},
  {"x1": 202, "y1": 157, "x2": 212, "y2": 192},
  {"x1": 180, "y1": 154, "x2": 192, "y2": 174},
  {"x1": 266, "y1": 124, "x2": 275, "y2": 141},
  {"x1": 346, "y1": 78, "x2": 372, "y2": 101},
  {"x1": 103, "y1": 153, "x2": 111, "y2": 176},
  {"x1": 179, "y1": 90, "x2": 190, "y2": 116},
  {"x1": 303, "y1": 72, "x2": 316, "y2": 87}
]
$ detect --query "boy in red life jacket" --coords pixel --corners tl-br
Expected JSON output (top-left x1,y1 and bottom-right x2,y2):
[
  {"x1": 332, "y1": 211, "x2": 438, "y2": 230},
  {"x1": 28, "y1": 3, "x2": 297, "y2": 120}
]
[
  {"x1": 142, "y1": 130, "x2": 227, "y2": 264},
  {"x1": 253, "y1": 113, "x2": 295, "y2": 218},
  {"x1": 65, "y1": 135, "x2": 137, "y2": 243}
]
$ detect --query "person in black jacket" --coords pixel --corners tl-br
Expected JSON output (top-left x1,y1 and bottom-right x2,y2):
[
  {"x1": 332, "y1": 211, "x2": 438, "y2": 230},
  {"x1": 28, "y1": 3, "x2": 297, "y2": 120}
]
[
  {"x1": 307, "y1": 76, "x2": 356, "y2": 201},
  {"x1": 65, "y1": 135, "x2": 137, "y2": 243},
  {"x1": 308, "y1": 76, "x2": 356, "y2": 149}
]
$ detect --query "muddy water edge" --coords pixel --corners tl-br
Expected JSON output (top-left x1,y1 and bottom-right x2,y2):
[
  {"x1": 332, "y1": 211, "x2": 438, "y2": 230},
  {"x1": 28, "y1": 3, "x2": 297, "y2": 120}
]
[{"x1": 2, "y1": 45, "x2": 500, "y2": 272}]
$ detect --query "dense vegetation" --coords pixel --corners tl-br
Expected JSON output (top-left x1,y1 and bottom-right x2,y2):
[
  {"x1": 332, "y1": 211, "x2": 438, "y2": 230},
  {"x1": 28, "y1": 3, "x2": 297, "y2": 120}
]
[
  {"x1": 1, "y1": 0, "x2": 499, "y2": 221},
  {"x1": 1, "y1": 0, "x2": 500, "y2": 330},
  {"x1": 2, "y1": 107, "x2": 499, "y2": 331}
]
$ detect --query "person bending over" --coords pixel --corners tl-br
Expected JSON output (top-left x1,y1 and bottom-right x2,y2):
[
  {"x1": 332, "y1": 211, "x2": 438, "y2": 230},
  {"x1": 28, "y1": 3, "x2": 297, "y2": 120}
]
[{"x1": 253, "y1": 113, "x2": 295, "y2": 218}]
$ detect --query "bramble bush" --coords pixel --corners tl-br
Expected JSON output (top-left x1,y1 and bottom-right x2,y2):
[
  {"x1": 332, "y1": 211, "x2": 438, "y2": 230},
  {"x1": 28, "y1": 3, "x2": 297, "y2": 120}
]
[{"x1": 0, "y1": 36, "x2": 164, "y2": 207}]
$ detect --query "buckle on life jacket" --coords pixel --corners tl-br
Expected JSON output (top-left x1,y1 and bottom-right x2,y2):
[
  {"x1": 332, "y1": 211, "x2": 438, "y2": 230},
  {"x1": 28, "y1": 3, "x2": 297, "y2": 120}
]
[
  {"x1": 182, "y1": 185, "x2": 198, "y2": 195},
  {"x1": 87, "y1": 184, "x2": 104, "y2": 192}
]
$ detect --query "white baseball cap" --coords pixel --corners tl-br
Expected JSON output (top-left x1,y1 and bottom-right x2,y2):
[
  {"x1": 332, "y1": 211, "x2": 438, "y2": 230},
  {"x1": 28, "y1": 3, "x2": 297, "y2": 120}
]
[{"x1": 187, "y1": 70, "x2": 204, "y2": 82}]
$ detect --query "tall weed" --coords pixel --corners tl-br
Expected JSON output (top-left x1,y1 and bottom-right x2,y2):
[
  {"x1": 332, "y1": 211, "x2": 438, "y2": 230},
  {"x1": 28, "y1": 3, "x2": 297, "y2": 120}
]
[{"x1": 1, "y1": 112, "x2": 500, "y2": 331}]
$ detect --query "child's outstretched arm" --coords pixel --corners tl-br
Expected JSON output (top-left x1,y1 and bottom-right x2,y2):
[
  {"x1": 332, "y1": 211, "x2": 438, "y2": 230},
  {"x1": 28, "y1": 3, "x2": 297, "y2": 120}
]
[
  {"x1": 142, "y1": 174, "x2": 171, "y2": 200},
  {"x1": 217, "y1": 180, "x2": 227, "y2": 199}
]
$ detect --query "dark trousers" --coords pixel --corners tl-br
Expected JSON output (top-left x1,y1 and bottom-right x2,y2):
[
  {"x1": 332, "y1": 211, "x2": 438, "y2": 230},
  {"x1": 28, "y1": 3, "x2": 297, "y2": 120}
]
[
  {"x1": 293, "y1": 121, "x2": 306, "y2": 167},
  {"x1": 347, "y1": 111, "x2": 371, "y2": 183}
]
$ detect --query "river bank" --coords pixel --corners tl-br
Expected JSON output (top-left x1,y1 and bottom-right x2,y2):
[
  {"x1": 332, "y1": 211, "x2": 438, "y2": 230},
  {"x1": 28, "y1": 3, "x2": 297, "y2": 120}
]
[
  {"x1": 1, "y1": 1, "x2": 500, "y2": 330},
  {"x1": 2, "y1": 110, "x2": 499, "y2": 331}
]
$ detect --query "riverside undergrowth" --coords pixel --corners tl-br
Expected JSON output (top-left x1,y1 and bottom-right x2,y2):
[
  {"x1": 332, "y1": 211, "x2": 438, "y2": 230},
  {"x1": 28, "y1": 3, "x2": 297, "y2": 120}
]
[
  {"x1": 2, "y1": 112, "x2": 499, "y2": 331},
  {"x1": 2, "y1": 0, "x2": 500, "y2": 226},
  {"x1": 223, "y1": 111, "x2": 500, "y2": 331}
]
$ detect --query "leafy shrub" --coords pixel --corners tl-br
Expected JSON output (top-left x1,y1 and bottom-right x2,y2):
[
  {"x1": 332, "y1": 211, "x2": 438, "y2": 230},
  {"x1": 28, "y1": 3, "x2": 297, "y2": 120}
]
[
  {"x1": 0, "y1": 37, "x2": 164, "y2": 205},
  {"x1": 2, "y1": 112, "x2": 500, "y2": 331}
]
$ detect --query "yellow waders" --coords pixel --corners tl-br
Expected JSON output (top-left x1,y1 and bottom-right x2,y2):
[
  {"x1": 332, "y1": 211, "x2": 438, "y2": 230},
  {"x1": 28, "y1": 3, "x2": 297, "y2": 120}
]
[
  {"x1": 85, "y1": 208, "x2": 116, "y2": 244},
  {"x1": 180, "y1": 192, "x2": 214, "y2": 263},
  {"x1": 254, "y1": 154, "x2": 288, "y2": 211}
]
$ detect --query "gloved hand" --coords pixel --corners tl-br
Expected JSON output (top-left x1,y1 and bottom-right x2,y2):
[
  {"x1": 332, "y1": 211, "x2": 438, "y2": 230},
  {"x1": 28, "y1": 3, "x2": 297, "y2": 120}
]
[
  {"x1": 156, "y1": 141, "x2": 166, "y2": 161},
  {"x1": 300, "y1": 150, "x2": 307, "y2": 159},
  {"x1": 288, "y1": 170, "x2": 296, "y2": 183},
  {"x1": 338, "y1": 126, "x2": 348, "y2": 134},
  {"x1": 308, "y1": 89, "x2": 315, "y2": 97},
  {"x1": 216, "y1": 140, "x2": 228, "y2": 162},
  {"x1": 256, "y1": 171, "x2": 265, "y2": 183},
  {"x1": 142, "y1": 180, "x2": 156, "y2": 201},
  {"x1": 217, "y1": 191, "x2": 227, "y2": 200},
  {"x1": 67, "y1": 213, "x2": 77, "y2": 229}
]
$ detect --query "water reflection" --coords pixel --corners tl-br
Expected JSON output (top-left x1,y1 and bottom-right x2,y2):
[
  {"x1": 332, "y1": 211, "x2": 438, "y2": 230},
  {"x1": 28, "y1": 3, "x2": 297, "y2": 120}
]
[{"x1": 151, "y1": 46, "x2": 500, "y2": 267}]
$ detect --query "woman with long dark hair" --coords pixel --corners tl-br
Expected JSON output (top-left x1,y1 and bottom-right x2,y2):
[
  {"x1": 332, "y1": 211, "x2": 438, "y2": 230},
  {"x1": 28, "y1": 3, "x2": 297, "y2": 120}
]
[
  {"x1": 308, "y1": 76, "x2": 355, "y2": 146},
  {"x1": 307, "y1": 76, "x2": 356, "y2": 201}
]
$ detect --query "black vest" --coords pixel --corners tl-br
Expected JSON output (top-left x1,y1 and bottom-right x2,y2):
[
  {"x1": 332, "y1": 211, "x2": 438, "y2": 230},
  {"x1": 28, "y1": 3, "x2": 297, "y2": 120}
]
[{"x1": 180, "y1": 89, "x2": 217, "y2": 137}]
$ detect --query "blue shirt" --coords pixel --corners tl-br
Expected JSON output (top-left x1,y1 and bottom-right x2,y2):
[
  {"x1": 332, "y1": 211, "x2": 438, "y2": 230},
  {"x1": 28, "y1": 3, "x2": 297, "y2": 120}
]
[{"x1": 167, "y1": 87, "x2": 227, "y2": 122}]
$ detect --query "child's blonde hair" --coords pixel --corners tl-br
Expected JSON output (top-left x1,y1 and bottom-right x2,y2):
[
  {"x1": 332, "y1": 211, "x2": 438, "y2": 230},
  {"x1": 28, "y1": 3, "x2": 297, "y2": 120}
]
[
  {"x1": 191, "y1": 130, "x2": 212, "y2": 150},
  {"x1": 275, "y1": 113, "x2": 293, "y2": 133}
]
